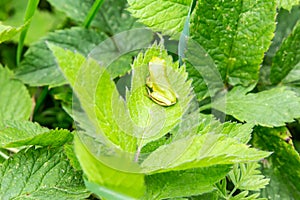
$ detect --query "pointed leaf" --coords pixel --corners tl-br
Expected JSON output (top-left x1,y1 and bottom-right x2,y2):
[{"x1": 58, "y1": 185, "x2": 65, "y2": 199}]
[
  {"x1": 0, "y1": 147, "x2": 89, "y2": 199},
  {"x1": 0, "y1": 120, "x2": 73, "y2": 148},
  {"x1": 127, "y1": 0, "x2": 192, "y2": 38},
  {"x1": 142, "y1": 133, "x2": 270, "y2": 173},
  {"x1": 0, "y1": 67, "x2": 32, "y2": 121},
  {"x1": 212, "y1": 86, "x2": 300, "y2": 127},
  {"x1": 271, "y1": 22, "x2": 300, "y2": 84},
  {"x1": 48, "y1": 0, "x2": 141, "y2": 33},
  {"x1": 15, "y1": 27, "x2": 107, "y2": 87},
  {"x1": 190, "y1": 0, "x2": 276, "y2": 86},
  {"x1": 252, "y1": 126, "x2": 300, "y2": 199}
]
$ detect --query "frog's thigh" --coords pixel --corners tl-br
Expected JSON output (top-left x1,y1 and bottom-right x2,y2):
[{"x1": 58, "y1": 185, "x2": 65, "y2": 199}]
[{"x1": 150, "y1": 91, "x2": 172, "y2": 106}]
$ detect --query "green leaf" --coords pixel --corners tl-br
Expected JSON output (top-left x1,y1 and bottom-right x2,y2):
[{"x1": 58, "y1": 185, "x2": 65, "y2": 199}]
[
  {"x1": 64, "y1": 144, "x2": 82, "y2": 171},
  {"x1": 128, "y1": 44, "x2": 194, "y2": 147},
  {"x1": 271, "y1": 21, "x2": 300, "y2": 84},
  {"x1": 0, "y1": 147, "x2": 89, "y2": 199},
  {"x1": 252, "y1": 126, "x2": 300, "y2": 199},
  {"x1": 48, "y1": 0, "x2": 141, "y2": 34},
  {"x1": 190, "y1": 0, "x2": 276, "y2": 86},
  {"x1": 212, "y1": 86, "x2": 300, "y2": 127},
  {"x1": 15, "y1": 27, "x2": 107, "y2": 87},
  {"x1": 144, "y1": 165, "x2": 232, "y2": 199},
  {"x1": 127, "y1": 0, "x2": 192, "y2": 38},
  {"x1": 0, "y1": 66, "x2": 32, "y2": 121},
  {"x1": 195, "y1": 115, "x2": 253, "y2": 144},
  {"x1": 265, "y1": 5, "x2": 300, "y2": 64},
  {"x1": 0, "y1": 22, "x2": 26, "y2": 43},
  {"x1": 282, "y1": 61, "x2": 300, "y2": 85},
  {"x1": 0, "y1": 120, "x2": 73, "y2": 148},
  {"x1": 277, "y1": 0, "x2": 300, "y2": 11},
  {"x1": 74, "y1": 135, "x2": 145, "y2": 199},
  {"x1": 85, "y1": 180, "x2": 136, "y2": 200},
  {"x1": 142, "y1": 133, "x2": 270, "y2": 173},
  {"x1": 48, "y1": 44, "x2": 137, "y2": 152},
  {"x1": 228, "y1": 163, "x2": 269, "y2": 191},
  {"x1": 2, "y1": 0, "x2": 64, "y2": 44},
  {"x1": 220, "y1": 122, "x2": 253, "y2": 144}
]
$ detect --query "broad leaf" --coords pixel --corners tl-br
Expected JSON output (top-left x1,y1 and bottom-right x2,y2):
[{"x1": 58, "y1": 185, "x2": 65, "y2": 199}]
[
  {"x1": 144, "y1": 165, "x2": 232, "y2": 199},
  {"x1": 190, "y1": 0, "x2": 276, "y2": 87},
  {"x1": 0, "y1": 66, "x2": 32, "y2": 121},
  {"x1": 252, "y1": 127, "x2": 300, "y2": 199},
  {"x1": 271, "y1": 22, "x2": 300, "y2": 84},
  {"x1": 142, "y1": 133, "x2": 270, "y2": 173},
  {"x1": 282, "y1": 61, "x2": 300, "y2": 85},
  {"x1": 128, "y1": 44, "x2": 194, "y2": 148},
  {"x1": 127, "y1": 0, "x2": 192, "y2": 38},
  {"x1": 265, "y1": 5, "x2": 300, "y2": 63},
  {"x1": 74, "y1": 135, "x2": 145, "y2": 199},
  {"x1": 15, "y1": 27, "x2": 107, "y2": 86},
  {"x1": 0, "y1": 147, "x2": 89, "y2": 199},
  {"x1": 0, "y1": 120, "x2": 73, "y2": 148},
  {"x1": 212, "y1": 86, "x2": 300, "y2": 127},
  {"x1": 48, "y1": 44, "x2": 137, "y2": 152}
]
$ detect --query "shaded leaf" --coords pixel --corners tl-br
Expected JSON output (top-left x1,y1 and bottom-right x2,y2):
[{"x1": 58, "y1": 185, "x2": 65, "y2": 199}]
[
  {"x1": 271, "y1": 22, "x2": 300, "y2": 84},
  {"x1": 15, "y1": 27, "x2": 107, "y2": 87},
  {"x1": 252, "y1": 126, "x2": 300, "y2": 199},
  {"x1": 48, "y1": 0, "x2": 141, "y2": 34}
]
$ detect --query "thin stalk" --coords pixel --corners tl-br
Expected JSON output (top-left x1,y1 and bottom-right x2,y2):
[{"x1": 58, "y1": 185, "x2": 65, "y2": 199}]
[
  {"x1": 16, "y1": 0, "x2": 39, "y2": 66},
  {"x1": 83, "y1": 0, "x2": 105, "y2": 28},
  {"x1": 33, "y1": 86, "x2": 49, "y2": 116}
]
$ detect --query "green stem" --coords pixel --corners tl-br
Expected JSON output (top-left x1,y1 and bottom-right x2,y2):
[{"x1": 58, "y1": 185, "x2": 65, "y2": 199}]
[
  {"x1": 33, "y1": 86, "x2": 49, "y2": 115},
  {"x1": 16, "y1": 0, "x2": 40, "y2": 66},
  {"x1": 83, "y1": 0, "x2": 105, "y2": 28},
  {"x1": 227, "y1": 186, "x2": 238, "y2": 199}
]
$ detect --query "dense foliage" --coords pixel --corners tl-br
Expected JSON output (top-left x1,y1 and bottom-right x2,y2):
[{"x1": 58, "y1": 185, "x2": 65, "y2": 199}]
[{"x1": 0, "y1": 0, "x2": 300, "y2": 199}]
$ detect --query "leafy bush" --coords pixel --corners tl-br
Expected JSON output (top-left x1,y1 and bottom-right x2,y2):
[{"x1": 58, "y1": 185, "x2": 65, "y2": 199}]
[{"x1": 0, "y1": 0, "x2": 300, "y2": 199}]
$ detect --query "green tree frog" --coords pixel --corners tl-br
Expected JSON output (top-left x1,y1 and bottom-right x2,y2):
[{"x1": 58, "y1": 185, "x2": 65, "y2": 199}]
[{"x1": 146, "y1": 57, "x2": 177, "y2": 106}]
